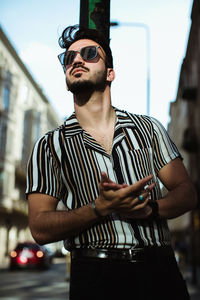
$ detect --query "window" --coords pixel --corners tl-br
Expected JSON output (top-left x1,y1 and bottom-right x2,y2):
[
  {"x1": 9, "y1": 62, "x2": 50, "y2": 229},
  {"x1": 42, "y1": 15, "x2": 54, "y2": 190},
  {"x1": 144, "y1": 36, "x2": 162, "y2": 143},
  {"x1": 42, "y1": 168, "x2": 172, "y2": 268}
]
[
  {"x1": 3, "y1": 71, "x2": 12, "y2": 112},
  {"x1": 3, "y1": 85, "x2": 10, "y2": 111},
  {"x1": 22, "y1": 109, "x2": 41, "y2": 163},
  {"x1": 0, "y1": 122, "x2": 7, "y2": 155},
  {"x1": 33, "y1": 111, "x2": 41, "y2": 141}
]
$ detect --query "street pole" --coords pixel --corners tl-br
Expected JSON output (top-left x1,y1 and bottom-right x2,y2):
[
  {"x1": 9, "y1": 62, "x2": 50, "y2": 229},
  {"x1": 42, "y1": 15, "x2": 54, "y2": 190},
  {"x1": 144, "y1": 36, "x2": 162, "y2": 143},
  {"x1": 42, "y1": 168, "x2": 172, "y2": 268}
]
[
  {"x1": 79, "y1": 4, "x2": 150, "y2": 115},
  {"x1": 79, "y1": 0, "x2": 111, "y2": 43},
  {"x1": 110, "y1": 21, "x2": 151, "y2": 116}
]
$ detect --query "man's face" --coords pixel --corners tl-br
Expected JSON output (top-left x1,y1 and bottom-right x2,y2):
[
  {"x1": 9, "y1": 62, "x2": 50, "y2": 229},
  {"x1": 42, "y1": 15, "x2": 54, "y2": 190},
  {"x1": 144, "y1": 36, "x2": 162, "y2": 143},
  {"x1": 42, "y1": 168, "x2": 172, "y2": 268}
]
[{"x1": 65, "y1": 39, "x2": 112, "y2": 94}]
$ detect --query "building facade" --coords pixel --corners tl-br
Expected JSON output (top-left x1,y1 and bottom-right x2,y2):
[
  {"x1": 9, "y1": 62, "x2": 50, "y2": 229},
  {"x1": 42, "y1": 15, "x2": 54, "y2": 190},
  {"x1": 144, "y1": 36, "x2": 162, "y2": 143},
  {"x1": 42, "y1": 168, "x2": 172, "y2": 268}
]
[
  {"x1": 0, "y1": 27, "x2": 62, "y2": 267},
  {"x1": 168, "y1": 0, "x2": 200, "y2": 279}
]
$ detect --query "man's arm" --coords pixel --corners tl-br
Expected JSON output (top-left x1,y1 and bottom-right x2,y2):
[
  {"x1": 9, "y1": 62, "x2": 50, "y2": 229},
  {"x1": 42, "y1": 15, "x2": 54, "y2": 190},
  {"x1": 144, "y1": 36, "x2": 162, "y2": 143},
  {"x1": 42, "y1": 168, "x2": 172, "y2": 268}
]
[
  {"x1": 99, "y1": 158, "x2": 197, "y2": 220},
  {"x1": 157, "y1": 158, "x2": 197, "y2": 219},
  {"x1": 28, "y1": 174, "x2": 154, "y2": 245},
  {"x1": 28, "y1": 193, "x2": 101, "y2": 245}
]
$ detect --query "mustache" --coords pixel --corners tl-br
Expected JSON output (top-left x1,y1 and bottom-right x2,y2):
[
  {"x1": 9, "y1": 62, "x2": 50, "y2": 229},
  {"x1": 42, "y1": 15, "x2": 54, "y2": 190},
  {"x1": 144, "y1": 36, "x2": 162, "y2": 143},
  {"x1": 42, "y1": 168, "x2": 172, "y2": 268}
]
[{"x1": 70, "y1": 65, "x2": 89, "y2": 75}]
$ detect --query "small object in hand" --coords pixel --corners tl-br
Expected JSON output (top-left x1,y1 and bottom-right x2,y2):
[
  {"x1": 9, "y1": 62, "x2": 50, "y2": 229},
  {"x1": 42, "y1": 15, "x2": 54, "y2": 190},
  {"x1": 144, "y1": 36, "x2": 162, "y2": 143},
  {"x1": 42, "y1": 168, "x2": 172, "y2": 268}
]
[{"x1": 138, "y1": 195, "x2": 144, "y2": 202}]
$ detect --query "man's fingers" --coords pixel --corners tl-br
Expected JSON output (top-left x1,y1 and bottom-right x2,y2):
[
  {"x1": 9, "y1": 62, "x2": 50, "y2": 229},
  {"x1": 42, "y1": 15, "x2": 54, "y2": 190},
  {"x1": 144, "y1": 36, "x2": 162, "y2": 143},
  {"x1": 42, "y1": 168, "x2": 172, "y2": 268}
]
[
  {"x1": 135, "y1": 192, "x2": 150, "y2": 207},
  {"x1": 101, "y1": 173, "x2": 126, "y2": 191},
  {"x1": 100, "y1": 173, "x2": 154, "y2": 195},
  {"x1": 122, "y1": 175, "x2": 154, "y2": 195},
  {"x1": 103, "y1": 182, "x2": 125, "y2": 190},
  {"x1": 139, "y1": 183, "x2": 155, "y2": 196},
  {"x1": 100, "y1": 172, "x2": 109, "y2": 183},
  {"x1": 101, "y1": 172, "x2": 115, "y2": 184}
]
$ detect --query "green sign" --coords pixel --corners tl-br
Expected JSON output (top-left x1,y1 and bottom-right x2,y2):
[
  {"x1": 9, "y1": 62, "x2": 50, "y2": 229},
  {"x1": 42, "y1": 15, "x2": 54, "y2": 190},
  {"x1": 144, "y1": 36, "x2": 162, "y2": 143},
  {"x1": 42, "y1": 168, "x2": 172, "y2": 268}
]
[{"x1": 88, "y1": 0, "x2": 101, "y2": 29}]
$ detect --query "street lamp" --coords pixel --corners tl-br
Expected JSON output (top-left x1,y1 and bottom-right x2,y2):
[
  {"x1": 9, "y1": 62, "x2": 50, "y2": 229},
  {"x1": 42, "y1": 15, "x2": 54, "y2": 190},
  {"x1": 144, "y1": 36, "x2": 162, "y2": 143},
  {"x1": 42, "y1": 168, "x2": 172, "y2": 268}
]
[{"x1": 110, "y1": 21, "x2": 151, "y2": 116}]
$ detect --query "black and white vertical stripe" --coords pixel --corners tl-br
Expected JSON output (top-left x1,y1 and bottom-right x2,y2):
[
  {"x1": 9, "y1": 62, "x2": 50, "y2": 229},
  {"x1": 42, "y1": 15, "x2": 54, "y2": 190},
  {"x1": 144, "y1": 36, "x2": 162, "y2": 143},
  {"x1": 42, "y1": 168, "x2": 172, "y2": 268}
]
[{"x1": 26, "y1": 108, "x2": 181, "y2": 250}]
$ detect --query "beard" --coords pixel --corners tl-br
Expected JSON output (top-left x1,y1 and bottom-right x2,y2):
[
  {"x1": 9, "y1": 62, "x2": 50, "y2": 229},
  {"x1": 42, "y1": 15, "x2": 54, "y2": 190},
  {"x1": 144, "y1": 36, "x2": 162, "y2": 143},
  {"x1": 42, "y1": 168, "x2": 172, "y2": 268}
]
[{"x1": 66, "y1": 68, "x2": 107, "y2": 95}]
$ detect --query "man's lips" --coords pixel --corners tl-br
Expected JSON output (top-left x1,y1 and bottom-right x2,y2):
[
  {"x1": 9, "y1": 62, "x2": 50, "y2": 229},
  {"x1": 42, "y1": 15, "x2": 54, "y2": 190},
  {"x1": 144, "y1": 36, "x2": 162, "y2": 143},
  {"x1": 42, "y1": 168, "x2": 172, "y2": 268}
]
[
  {"x1": 70, "y1": 66, "x2": 89, "y2": 76},
  {"x1": 72, "y1": 69, "x2": 86, "y2": 76}
]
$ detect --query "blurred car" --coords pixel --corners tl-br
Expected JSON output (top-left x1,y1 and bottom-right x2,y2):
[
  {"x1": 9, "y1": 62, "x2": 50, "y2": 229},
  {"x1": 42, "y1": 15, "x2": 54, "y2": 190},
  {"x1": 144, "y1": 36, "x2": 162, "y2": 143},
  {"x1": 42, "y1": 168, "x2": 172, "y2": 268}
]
[{"x1": 9, "y1": 241, "x2": 53, "y2": 270}]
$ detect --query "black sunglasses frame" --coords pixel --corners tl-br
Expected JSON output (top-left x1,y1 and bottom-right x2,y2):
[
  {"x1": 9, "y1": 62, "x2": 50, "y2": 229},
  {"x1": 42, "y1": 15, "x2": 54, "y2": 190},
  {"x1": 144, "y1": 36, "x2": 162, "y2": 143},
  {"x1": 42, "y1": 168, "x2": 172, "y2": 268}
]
[{"x1": 58, "y1": 45, "x2": 100, "y2": 72}]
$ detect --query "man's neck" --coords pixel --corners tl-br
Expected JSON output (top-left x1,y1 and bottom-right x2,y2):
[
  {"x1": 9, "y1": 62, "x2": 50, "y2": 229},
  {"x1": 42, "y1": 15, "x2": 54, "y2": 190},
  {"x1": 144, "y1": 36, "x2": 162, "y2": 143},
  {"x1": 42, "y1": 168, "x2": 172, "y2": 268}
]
[{"x1": 74, "y1": 88, "x2": 115, "y2": 131}]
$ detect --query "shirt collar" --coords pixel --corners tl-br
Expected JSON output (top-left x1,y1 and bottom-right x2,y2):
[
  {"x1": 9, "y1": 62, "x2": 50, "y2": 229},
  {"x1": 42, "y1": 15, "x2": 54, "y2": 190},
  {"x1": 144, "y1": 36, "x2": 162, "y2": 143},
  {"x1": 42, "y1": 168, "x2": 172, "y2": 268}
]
[
  {"x1": 63, "y1": 107, "x2": 136, "y2": 142},
  {"x1": 63, "y1": 112, "x2": 83, "y2": 138}
]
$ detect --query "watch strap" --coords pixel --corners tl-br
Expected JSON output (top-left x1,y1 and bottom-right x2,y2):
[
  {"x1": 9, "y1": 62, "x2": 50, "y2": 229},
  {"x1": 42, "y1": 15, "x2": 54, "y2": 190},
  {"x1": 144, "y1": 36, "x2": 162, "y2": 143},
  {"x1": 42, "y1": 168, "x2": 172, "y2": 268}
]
[{"x1": 147, "y1": 201, "x2": 159, "y2": 220}]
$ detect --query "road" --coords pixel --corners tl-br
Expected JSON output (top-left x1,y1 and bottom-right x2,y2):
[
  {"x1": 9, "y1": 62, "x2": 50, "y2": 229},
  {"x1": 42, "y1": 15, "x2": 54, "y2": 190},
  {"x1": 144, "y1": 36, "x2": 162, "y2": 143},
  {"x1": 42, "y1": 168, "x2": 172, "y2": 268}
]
[
  {"x1": 0, "y1": 258, "x2": 69, "y2": 300},
  {"x1": 0, "y1": 257, "x2": 199, "y2": 300}
]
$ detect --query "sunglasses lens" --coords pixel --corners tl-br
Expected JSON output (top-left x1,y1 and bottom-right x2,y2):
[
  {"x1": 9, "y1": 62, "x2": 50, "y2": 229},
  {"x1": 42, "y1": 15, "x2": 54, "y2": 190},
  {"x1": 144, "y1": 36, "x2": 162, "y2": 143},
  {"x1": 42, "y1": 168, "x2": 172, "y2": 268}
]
[
  {"x1": 81, "y1": 46, "x2": 97, "y2": 60},
  {"x1": 64, "y1": 51, "x2": 76, "y2": 66},
  {"x1": 60, "y1": 46, "x2": 98, "y2": 69}
]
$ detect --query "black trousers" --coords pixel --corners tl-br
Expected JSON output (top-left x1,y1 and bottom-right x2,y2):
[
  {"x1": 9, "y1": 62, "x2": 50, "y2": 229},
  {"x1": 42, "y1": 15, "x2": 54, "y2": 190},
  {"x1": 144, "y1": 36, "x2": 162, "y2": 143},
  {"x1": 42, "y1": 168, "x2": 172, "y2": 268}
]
[{"x1": 69, "y1": 254, "x2": 190, "y2": 300}]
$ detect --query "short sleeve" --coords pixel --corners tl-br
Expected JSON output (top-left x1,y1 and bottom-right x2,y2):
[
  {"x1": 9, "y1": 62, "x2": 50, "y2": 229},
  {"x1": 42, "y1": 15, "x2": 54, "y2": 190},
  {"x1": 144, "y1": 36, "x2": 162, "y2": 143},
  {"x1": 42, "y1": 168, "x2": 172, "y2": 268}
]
[
  {"x1": 26, "y1": 135, "x2": 62, "y2": 199},
  {"x1": 150, "y1": 117, "x2": 182, "y2": 174}
]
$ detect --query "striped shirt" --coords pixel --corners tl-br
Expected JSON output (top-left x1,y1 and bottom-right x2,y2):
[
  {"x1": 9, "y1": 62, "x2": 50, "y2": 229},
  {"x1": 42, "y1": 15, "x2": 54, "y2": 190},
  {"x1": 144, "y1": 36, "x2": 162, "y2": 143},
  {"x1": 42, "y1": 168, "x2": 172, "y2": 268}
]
[{"x1": 26, "y1": 107, "x2": 181, "y2": 250}]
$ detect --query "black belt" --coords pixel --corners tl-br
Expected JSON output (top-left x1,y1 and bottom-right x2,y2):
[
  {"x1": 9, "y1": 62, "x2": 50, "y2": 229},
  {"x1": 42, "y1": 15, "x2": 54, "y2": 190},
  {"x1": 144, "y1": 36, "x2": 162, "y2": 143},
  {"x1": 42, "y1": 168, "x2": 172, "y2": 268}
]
[{"x1": 71, "y1": 246, "x2": 174, "y2": 263}]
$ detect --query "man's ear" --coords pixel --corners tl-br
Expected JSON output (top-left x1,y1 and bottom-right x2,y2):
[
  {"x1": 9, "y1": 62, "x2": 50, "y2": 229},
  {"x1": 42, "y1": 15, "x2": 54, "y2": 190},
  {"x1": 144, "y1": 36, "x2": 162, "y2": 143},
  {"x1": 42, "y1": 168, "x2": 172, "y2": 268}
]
[{"x1": 106, "y1": 68, "x2": 115, "y2": 83}]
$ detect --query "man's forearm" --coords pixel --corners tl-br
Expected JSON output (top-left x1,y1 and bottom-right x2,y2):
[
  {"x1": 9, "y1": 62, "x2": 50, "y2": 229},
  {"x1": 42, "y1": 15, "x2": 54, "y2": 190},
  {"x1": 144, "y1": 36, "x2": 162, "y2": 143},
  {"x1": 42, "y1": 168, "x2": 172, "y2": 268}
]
[
  {"x1": 158, "y1": 180, "x2": 197, "y2": 219},
  {"x1": 29, "y1": 203, "x2": 100, "y2": 245}
]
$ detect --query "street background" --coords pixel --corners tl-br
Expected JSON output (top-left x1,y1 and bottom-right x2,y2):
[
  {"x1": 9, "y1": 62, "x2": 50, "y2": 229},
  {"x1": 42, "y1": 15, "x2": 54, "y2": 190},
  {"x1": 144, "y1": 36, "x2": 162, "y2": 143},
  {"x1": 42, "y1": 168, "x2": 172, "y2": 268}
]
[
  {"x1": 0, "y1": 258, "x2": 69, "y2": 300},
  {"x1": 0, "y1": 0, "x2": 200, "y2": 299},
  {"x1": 0, "y1": 257, "x2": 200, "y2": 299},
  {"x1": 0, "y1": 0, "x2": 193, "y2": 127}
]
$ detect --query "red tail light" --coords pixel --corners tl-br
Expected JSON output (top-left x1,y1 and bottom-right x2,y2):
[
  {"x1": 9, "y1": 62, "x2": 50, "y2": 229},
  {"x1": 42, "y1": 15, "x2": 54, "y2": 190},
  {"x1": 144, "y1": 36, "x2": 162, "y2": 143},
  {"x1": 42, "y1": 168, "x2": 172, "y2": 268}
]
[{"x1": 17, "y1": 256, "x2": 28, "y2": 264}]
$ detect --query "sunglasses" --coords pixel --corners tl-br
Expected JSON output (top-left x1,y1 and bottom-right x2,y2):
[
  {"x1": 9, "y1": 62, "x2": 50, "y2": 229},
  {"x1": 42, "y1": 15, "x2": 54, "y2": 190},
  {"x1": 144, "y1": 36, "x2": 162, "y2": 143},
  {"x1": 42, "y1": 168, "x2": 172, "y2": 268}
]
[{"x1": 58, "y1": 45, "x2": 101, "y2": 72}]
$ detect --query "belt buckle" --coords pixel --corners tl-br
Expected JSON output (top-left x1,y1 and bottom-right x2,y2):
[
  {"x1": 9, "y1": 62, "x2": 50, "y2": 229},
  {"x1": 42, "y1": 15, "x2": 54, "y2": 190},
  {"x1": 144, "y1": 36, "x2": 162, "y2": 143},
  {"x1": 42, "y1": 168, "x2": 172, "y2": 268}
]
[
  {"x1": 129, "y1": 248, "x2": 143, "y2": 262},
  {"x1": 97, "y1": 250, "x2": 108, "y2": 259}
]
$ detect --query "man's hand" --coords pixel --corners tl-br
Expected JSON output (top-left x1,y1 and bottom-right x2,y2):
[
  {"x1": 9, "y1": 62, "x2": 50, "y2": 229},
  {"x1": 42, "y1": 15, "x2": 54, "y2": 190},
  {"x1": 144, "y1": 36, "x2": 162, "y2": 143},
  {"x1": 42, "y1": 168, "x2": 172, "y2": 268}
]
[{"x1": 95, "y1": 172, "x2": 155, "y2": 219}]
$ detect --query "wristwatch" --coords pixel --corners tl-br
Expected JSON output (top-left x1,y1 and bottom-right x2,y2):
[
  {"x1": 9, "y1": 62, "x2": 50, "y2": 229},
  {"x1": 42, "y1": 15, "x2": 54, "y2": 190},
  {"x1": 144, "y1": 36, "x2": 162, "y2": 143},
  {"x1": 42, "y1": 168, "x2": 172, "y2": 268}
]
[{"x1": 147, "y1": 201, "x2": 159, "y2": 220}]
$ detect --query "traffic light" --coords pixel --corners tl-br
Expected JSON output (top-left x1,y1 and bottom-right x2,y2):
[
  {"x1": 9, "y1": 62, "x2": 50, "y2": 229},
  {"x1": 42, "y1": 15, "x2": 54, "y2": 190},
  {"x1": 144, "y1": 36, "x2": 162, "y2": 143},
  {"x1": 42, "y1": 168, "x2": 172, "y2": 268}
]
[{"x1": 79, "y1": 0, "x2": 110, "y2": 43}]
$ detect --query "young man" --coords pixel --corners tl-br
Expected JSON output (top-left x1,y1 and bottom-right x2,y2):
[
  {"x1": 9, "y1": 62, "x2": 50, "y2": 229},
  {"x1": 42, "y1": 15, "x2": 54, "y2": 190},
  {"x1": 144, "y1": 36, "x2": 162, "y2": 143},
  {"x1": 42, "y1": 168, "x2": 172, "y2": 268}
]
[{"x1": 26, "y1": 25, "x2": 197, "y2": 300}]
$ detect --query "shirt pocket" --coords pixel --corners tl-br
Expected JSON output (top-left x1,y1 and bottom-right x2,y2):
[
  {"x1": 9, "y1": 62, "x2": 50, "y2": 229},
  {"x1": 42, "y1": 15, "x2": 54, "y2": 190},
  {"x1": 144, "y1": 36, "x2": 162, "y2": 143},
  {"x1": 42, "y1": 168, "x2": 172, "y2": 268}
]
[{"x1": 128, "y1": 147, "x2": 157, "y2": 183}]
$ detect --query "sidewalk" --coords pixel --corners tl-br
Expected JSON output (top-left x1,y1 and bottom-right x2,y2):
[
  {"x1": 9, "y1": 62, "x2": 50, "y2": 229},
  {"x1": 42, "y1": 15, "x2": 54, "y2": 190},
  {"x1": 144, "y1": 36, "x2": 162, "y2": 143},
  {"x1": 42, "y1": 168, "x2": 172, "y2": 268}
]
[
  {"x1": 185, "y1": 266, "x2": 200, "y2": 300},
  {"x1": 187, "y1": 282, "x2": 200, "y2": 300}
]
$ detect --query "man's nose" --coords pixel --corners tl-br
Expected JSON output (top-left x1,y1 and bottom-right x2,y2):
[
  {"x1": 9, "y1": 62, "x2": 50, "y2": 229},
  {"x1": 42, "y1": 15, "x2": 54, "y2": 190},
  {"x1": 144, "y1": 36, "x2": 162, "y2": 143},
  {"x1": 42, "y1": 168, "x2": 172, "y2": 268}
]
[{"x1": 72, "y1": 52, "x2": 85, "y2": 65}]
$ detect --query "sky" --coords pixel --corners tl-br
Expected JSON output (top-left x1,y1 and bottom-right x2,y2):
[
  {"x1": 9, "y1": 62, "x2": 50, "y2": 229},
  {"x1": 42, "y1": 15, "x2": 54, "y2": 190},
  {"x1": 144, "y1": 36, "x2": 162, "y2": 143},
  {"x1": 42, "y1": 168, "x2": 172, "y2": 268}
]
[{"x1": 0, "y1": 0, "x2": 193, "y2": 128}]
